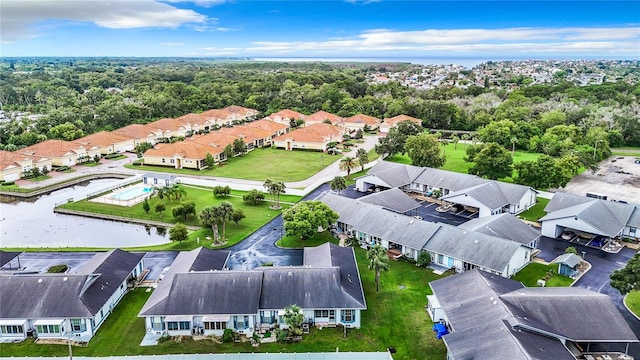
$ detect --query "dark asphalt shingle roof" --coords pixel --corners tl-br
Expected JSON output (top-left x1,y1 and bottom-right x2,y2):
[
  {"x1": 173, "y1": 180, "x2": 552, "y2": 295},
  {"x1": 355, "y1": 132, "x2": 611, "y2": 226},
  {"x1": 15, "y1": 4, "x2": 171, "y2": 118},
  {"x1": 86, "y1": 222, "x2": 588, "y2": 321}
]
[
  {"x1": 429, "y1": 269, "x2": 638, "y2": 360},
  {"x1": 358, "y1": 187, "x2": 421, "y2": 214},
  {"x1": 0, "y1": 251, "x2": 20, "y2": 268},
  {"x1": 0, "y1": 249, "x2": 143, "y2": 319},
  {"x1": 458, "y1": 213, "x2": 540, "y2": 246}
]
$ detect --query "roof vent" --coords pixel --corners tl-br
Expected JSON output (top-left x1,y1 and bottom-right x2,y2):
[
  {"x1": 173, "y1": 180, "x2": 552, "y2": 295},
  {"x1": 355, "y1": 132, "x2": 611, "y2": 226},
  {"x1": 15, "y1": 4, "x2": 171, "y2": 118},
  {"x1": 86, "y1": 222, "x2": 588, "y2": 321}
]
[
  {"x1": 37, "y1": 279, "x2": 43, "y2": 283},
  {"x1": 63, "y1": 277, "x2": 68, "y2": 281},
  {"x1": 474, "y1": 240, "x2": 479, "y2": 244},
  {"x1": 288, "y1": 271, "x2": 293, "y2": 277},
  {"x1": 493, "y1": 301, "x2": 498, "y2": 305},
  {"x1": 347, "y1": 274, "x2": 352, "y2": 283}
]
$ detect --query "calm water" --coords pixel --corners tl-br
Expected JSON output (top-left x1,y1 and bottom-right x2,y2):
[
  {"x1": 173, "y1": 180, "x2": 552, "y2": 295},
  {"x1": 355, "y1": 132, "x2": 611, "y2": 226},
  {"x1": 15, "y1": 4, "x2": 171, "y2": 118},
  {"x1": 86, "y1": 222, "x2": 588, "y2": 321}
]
[{"x1": 0, "y1": 179, "x2": 169, "y2": 248}]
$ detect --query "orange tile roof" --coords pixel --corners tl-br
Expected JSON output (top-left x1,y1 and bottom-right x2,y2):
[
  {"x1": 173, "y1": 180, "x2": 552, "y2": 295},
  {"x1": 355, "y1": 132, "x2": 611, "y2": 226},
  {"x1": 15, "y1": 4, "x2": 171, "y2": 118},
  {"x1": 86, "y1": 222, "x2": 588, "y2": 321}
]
[
  {"x1": 220, "y1": 125, "x2": 271, "y2": 143},
  {"x1": 175, "y1": 113, "x2": 207, "y2": 126},
  {"x1": 113, "y1": 124, "x2": 156, "y2": 139},
  {"x1": 191, "y1": 131, "x2": 240, "y2": 148},
  {"x1": 144, "y1": 142, "x2": 219, "y2": 159},
  {"x1": 382, "y1": 114, "x2": 423, "y2": 126},
  {"x1": 247, "y1": 118, "x2": 290, "y2": 133},
  {"x1": 75, "y1": 131, "x2": 133, "y2": 147},
  {"x1": 273, "y1": 123, "x2": 343, "y2": 144},
  {"x1": 0, "y1": 150, "x2": 43, "y2": 171},
  {"x1": 343, "y1": 114, "x2": 381, "y2": 125},
  {"x1": 267, "y1": 109, "x2": 307, "y2": 120},
  {"x1": 20, "y1": 139, "x2": 86, "y2": 158},
  {"x1": 147, "y1": 118, "x2": 186, "y2": 132},
  {"x1": 200, "y1": 109, "x2": 230, "y2": 121},
  {"x1": 223, "y1": 105, "x2": 259, "y2": 116},
  {"x1": 305, "y1": 111, "x2": 344, "y2": 124}
]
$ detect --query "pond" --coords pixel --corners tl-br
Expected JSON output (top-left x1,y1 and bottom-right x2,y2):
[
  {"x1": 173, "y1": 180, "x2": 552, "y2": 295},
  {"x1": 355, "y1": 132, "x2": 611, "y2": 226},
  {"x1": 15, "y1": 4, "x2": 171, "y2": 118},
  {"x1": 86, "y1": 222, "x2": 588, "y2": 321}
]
[{"x1": 0, "y1": 179, "x2": 170, "y2": 248}]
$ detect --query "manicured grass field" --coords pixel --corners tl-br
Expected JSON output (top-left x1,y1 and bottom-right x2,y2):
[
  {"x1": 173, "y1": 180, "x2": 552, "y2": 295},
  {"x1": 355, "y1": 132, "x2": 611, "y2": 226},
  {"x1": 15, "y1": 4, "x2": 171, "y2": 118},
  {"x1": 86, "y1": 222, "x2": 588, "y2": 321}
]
[
  {"x1": 518, "y1": 197, "x2": 550, "y2": 222},
  {"x1": 57, "y1": 186, "x2": 300, "y2": 250},
  {"x1": 0, "y1": 246, "x2": 447, "y2": 360},
  {"x1": 624, "y1": 291, "x2": 640, "y2": 318},
  {"x1": 512, "y1": 262, "x2": 573, "y2": 287},
  {"x1": 126, "y1": 147, "x2": 342, "y2": 182},
  {"x1": 385, "y1": 143, "x2": 542, "y2": 182}
]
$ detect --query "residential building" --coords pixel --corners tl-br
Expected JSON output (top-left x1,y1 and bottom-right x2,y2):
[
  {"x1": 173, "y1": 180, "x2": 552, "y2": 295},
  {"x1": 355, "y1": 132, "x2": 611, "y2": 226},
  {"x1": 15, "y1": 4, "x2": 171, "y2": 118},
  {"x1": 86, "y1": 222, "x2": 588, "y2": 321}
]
[
  {"x1": 75, "y1": 131, "x2": 136, "y2": 155},
  {"x1": 356, "y1": 161, "x2": 537, "y2": 217},
  {"x1": 175, "y1": 113, "x2": 210, "y2": 133},
  {"x1": 265, "y1": 109, "x2": 307, "y2": 126},
  {"x1": 112, "y1": 124, "x2": 158, "y2": 146},
  {"x1": 0, "y1": 249, "x2": 144, "y2": 343},
  {"x1": 201, "y1": 106, "x2": 258, "y2": 127},
  {"x1": 539, "y1": 192, "x2": 640, "y2": 242},
  {"x1": 273, "y1": 123, "x2": 345, "y2": 152},
  {"x1": 220, "y1": 124, "x2": 273, "y2": 150},
  {"x1": 304, "y1": 111, "x2": 344, "y2": 127},
  {"x1": 379, "y1": 114, "x2": 422, "y2": 133},
  {"x1": 143, "y1": 142, "x2": 215, "y2": 170},
  {"x1": 19, "y1": 139, "x2": 101, "y2": 167},
  {"x1": 139, "y1": 244, "x2": 365, "y2": 341},
  {"x1": 342, "y1": 114, "x2": 382, "y2": 132},
  {"x1": 458, "y1": 213, "x2": 540, "y2": 249},
  {"x1": 322, "y1": 194, "x2": 532, "y2": 277},
  {"x1": 244, "y1": 118, "x2": 290, "y2": 142},
  {"x1": 428, "y1": 269, "x2": 638, "y2": 360},
  {"x1": 146, "y1": 118, "x2": 190, "y2": 139},
  {"x1": 0, "y1": 150, "x2": 52, "y2": 182}
]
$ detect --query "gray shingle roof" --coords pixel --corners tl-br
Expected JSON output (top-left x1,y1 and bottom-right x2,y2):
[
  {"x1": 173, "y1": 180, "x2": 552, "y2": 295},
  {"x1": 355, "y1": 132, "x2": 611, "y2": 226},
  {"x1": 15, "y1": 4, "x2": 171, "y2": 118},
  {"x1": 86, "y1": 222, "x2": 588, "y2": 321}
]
[
  {"x1": 323, "y1": 193, "x2": 524, "y2": 273},
  {"x1": 0, "y1": 249, "x2": 143, "y2": 319},
  {"x1": 540, "y1": 192, "x2": 636, "y2": 237},
  {"x1": 458, "y1": 213, "x2": 540, "y2": 246},
  {"x1": 441, "y1": 182, "x2": 509, "y2": 209},
  {"x1": 552, "y1": 253, "x2": 582, "y2": 268},
  {"x1": 358, "y1": 187, "x2": 421, "y2": 213},
  {"x1": 0, "y1": 251, "x2": 20, "y2": 268},
  {"x1": 430, "y1": 269, "x2": 638, "y2": 360},
  {"x1": 139, "y1": 248, "x2": 230, "y2": 315},
  {"x1": 140, "y1": 245, "x2": 365, "y2": 317}
]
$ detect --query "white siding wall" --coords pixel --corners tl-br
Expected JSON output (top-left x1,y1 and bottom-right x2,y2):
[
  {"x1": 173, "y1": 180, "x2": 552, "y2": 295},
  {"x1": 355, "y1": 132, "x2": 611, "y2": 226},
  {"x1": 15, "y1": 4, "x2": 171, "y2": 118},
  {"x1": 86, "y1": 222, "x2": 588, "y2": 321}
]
[
  {"x1": 506, "y1": 246, "x2": 531, "y2": 277},
  {"x1": 355, "y1": 175, "x2": 391, "y2": 192}
]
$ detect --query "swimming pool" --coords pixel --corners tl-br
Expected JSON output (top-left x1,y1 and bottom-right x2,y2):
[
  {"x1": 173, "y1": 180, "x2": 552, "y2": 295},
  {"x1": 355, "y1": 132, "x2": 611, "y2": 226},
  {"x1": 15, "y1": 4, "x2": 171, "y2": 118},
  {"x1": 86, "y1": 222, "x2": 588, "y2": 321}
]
[{"x1": 111, "y1": 186, "x2": 153, "y2": 201}]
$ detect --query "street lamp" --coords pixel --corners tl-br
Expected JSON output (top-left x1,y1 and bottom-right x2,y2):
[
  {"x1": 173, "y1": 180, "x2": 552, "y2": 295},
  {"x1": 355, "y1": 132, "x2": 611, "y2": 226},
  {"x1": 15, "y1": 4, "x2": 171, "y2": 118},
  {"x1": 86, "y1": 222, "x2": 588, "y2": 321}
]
[{"x1": 593, "y1": 140, "x2": 602, "y2": 159}]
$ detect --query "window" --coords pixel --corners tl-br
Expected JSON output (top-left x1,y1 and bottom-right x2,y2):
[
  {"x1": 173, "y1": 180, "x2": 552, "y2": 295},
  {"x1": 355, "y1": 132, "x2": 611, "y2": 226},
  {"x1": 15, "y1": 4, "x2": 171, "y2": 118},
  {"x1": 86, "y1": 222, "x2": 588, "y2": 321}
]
[
  {"x1": 36, "y1": 325, "x2": 60, "y2": 334},
  {"x1": 161, "y1": 159, "x2": 165, "y2": 163},
  {"x1": 314, "y1": 310, "x2": 334, "y2": 318},
  {"x1": 341, "y1": 310, "x2": 355, "y2": 323},
  {"x1": 167, "y1": 321, "x2": 190, "y2": 331},
  {"x1": 170, "y1": 159, "x2": 175, "y2": 164},
  {"x1": 1, "y1": 325, "x2": 23, "y2": 334},
  {"x1": 204, "y1": 322, "x2": 226, "y2": 330},
  {"x1": 631, "y1": 227, "x2": 637, "y2": 236},
  {"x1": 234, "y1": 316, "x2": 248, "y2": 330},
  {"x1": 71, "y1": 319, "x2": 86, "y2": 332}
]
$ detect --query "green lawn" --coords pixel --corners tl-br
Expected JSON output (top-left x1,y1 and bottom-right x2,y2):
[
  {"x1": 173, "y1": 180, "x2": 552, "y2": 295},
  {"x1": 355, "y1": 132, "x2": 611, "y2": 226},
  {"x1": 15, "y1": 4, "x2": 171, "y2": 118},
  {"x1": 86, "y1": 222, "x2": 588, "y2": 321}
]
[
  {"x1": 0, "y1": 246, "x2": 447, "y2": 359},
  {"x1": 385, "y1": 143, "x2": 542, "y2": 182},
  {"x1": 126, "y1": 147, "x2": 342, "y2": 182},
  {"x1": 518, "y1": 197, "x2": 550, "y2": 222},
  {"x1": 611, "y1": 147, "x2": 640, "y2": 157},
  {"x1": 512, "y1": 262, "x2": 573, "y2": 287},
  {"x1": 57, "y1": 186, "x2": 300, "y2": 251},
  {"x1": 624, "y1": 291, "x2": 640, "y2": 318},
  {"x1": 81, "y1": 162, "x2": 102, "y2": 167}
]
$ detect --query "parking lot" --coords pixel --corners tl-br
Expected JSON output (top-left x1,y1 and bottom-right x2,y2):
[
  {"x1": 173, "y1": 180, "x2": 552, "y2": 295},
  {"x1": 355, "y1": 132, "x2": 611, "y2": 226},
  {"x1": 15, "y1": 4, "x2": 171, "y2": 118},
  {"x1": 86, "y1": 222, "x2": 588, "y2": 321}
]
[{"x1": 559, "y1": 155, "x2": 640, "y2": 203}]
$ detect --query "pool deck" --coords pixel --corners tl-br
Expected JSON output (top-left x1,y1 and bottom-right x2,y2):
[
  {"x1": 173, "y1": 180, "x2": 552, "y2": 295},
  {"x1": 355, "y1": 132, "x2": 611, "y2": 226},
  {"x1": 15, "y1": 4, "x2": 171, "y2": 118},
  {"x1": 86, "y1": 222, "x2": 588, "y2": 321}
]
[{"x1": 89, "y1": 183, "x2": 152, "y2": 207}]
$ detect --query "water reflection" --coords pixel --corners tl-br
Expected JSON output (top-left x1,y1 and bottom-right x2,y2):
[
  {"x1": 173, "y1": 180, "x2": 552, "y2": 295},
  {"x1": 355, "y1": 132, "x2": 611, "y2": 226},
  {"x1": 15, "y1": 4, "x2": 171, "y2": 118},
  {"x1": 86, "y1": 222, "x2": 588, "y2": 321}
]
[{"x1": 0, "y1": 179, "x2": 170, "y2": 248}]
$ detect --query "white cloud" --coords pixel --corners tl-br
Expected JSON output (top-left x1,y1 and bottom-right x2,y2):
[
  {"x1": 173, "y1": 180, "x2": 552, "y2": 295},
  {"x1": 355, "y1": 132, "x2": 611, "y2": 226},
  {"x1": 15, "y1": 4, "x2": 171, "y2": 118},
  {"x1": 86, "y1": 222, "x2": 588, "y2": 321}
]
[
  {"x1": 246, "y1": 26, "x2": 640, "y2": 55},
  {"x1": 1, "y1": 0, "x2": 207, "y2": 43},
  {"x1": 163, "y1": 0, "x2": 226, "y2": 7},
  {"x1": 161, "y1": 42, "x2": 184, "y2": 46},
  {"x1": 345, "y1": 0, "x2": 382, "y2": 5}
]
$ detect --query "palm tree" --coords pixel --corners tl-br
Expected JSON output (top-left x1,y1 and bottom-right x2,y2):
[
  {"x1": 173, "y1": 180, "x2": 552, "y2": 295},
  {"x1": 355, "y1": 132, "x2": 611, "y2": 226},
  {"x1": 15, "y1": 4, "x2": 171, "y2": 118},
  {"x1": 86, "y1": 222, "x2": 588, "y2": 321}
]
[
  {"x1": 339, "y1": 156, "x2": 357, "y2": 180},
  {"x1": 200, "y1": 206, "x2": 222, "y2": 244},
  {"x1": 155, "y1": 186, "x2": 166, "y2": 201},
  {"x1": 263, "y1": 179, "x2": 274, "y2": 205},
  {"x1": 355, "y1": 148, "x2": 369, "y2": 172},
  {"x1": 367, "y1": 244, "x2": 390, "y2": 292},
  {"x1": 330, "y1": 176, "x2": 347, "y2": 194},
  {"x1": 273, "y1": 181, "x2": 286, "y2": 208},
  {"x1": 217, "y1": 201, "x2": 234, "y2": 241},
  {"x1": 163, "y1": 186, "x2": 175, "y2": 202},
  {"x1": 172, "y1": 184, "x2": 187, "y2": 201}
]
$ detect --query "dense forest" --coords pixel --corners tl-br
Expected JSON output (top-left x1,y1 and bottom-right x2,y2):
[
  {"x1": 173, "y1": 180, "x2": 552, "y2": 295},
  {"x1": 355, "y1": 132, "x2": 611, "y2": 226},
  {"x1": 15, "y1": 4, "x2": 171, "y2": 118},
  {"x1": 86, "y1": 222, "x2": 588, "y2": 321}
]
[{"x1": 0, "y1": 58, "x2": 638, "y2": 154}]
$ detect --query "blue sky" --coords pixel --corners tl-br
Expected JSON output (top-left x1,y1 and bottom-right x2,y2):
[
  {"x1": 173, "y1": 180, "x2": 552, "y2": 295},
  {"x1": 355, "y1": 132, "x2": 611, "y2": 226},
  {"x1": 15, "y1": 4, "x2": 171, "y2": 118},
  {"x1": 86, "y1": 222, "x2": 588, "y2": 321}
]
[{"x1": 1, "y1": 1, "x2": 639, "y2": 59}]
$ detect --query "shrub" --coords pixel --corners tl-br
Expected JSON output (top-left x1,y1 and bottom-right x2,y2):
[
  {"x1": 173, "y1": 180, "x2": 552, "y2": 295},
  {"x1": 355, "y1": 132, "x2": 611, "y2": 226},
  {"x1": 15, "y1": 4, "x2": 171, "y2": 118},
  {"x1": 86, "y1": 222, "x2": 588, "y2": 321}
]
[
  {"x1": 222, "y1": 328, "x2": 234, "y2": 343},
  {"x1": 565, "y1": 246, "x2": 578, "y2": 254},
  {"x1": 417, "y1": 251, "x2": 432, "y2": 267},
  {"x1": 276, "y1": 329, "x2": 288, "y2": 343},
  {"x1": 158, "y1": 334, "x2": 171, "y2": 343},
  {"x1": 1, "y1": 181, "x2": 15, "y2": 186}
]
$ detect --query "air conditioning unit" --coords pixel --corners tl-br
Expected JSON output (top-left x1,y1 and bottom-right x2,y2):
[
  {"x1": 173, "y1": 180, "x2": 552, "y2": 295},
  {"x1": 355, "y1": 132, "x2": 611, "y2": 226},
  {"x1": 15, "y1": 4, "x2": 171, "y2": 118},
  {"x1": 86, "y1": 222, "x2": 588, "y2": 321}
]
[{"x1": 156, "y1": 331, "x2": 163, "y2": 335}]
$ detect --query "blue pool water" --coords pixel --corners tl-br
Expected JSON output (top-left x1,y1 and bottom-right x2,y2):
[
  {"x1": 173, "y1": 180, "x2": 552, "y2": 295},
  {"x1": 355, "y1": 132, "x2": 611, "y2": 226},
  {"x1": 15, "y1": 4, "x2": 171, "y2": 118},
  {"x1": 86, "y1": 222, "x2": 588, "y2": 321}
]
[{"x1": 112, "y1": 186, "x2": 153, "y2": 201}]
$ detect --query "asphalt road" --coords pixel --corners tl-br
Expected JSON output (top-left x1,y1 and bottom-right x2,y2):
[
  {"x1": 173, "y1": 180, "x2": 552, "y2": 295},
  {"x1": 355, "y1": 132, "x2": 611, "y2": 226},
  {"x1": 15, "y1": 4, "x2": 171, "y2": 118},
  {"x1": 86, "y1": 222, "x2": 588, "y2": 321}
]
[{"x1": 225, "y1": 183, "x2": 332, "y2": 270}]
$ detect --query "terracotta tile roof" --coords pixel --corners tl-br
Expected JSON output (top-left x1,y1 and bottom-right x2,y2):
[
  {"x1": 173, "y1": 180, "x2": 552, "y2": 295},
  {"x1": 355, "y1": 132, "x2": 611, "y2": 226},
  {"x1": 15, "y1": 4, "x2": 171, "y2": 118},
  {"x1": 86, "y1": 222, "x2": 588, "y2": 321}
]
[
  {"x1": 305, "y1": 111, "x2": 344, "y2": 125},
  {"x1": 147, "y1": 118, "x2": 186, "y2": 132},
  {"x1": 220, "y1": 125, "x2": 272, "y2": 142},
  {"x1": 0, "y1": 150, "x2": 40, "y2": 171},
  {"x1": 273, "y1": 123, "x2": 343, "y2": 144},
  {"x1": 75, "y1": 131, "x2": 133, "y2": 147},
  {"x1": 222, "y1": 105, "x2": 259, "y2": 117},
  {"x1": 267, "y1": 109, "x2": 307, "y2": 120},
  {"x1": 343, "y1": 114, "x2": 381, "y2": 125},
  {"x1": 112, "y1": 124, "x2": 156, "y2": 139},
  {"x1": 191, "y1": 131, "x2": 240, "y2": 148},
  {"x1": 20, "y1": 139, "x2": 86, "y2": 158},
  {"x1": 144, "y1": 142, "x2": 218, "y2": 159},
  {"x1": 175, "y1": 113, "x2": 207, "y2": 126},
  {"x1": 247, "y1": 118, "x2": 290, "y2": 133},
  {"x1": 382, "y1": 114, "x2": 423, "y2": 126}
]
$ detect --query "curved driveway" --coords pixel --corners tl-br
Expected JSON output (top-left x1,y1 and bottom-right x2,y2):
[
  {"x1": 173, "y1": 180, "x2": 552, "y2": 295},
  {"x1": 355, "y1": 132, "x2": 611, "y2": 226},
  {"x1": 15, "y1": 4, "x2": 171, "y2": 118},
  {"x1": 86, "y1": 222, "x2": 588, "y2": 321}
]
[{"x1": 225, "y1": 183, "x2": 332, "y2": 270}]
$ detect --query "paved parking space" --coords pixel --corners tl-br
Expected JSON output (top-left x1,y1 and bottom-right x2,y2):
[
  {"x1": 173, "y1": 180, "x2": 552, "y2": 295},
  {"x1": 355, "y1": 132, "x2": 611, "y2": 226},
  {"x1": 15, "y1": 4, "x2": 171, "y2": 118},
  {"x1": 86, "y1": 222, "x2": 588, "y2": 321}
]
[
  {"x1": 414, "y1": 202, "x2": 475, "y2": 226},
  {"x1": 142, "y1": 252, "x2": 178, "y2": 281},
  {"x1": 0, "y1": 251, "x2": 96, "y2": 273}
]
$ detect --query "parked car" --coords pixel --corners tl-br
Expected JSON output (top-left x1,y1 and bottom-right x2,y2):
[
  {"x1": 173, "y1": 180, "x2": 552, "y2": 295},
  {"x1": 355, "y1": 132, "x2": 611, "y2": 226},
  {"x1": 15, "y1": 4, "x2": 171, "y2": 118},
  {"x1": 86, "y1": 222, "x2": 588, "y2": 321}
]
[{"x1": 561, "y1": 230, "x2": 576, "y2": 240}]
